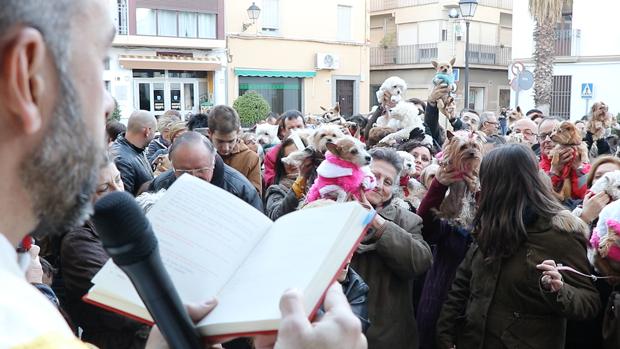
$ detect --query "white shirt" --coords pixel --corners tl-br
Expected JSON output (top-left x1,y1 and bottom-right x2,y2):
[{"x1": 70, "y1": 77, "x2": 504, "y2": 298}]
[{"x1": 0, "y1": 233, "x2": 80, "y2": 348}]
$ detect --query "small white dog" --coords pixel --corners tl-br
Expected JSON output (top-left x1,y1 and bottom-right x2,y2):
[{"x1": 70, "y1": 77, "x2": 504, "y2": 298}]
[
  {"x1": 395, "y1": 151, "x2": 427, "y2": 209},
  {"x1": 255, "y1": 123, "x2": 280, "y2": 148},
  {"x1": 282, "y1": 125, "x2": 346, "y2": 167},
  {"x1": 376, "y1": 101, "x2": 432, "y2": 146},
  {"x1": 590, "y1": 170, "x2": 620, "y2": 200},
  {"x1": 376, "y1": 76, "x2": 407, "y2": 105}
]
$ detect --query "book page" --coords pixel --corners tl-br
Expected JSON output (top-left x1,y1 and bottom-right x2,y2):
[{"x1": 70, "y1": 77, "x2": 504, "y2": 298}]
[
  {"x1": 146, "y1": 174, "x2": 273, "y2": 304},
  {"x1": 89, "y1": 174, "x2": 273, "y2": 314},
  {"x1": 198, "y1": 202, "x2": 368, "y2": 335}
]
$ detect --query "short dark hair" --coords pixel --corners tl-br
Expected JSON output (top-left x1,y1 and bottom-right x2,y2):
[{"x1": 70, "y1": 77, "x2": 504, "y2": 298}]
[
  {"x1": 369, "y1": 147, "x2": 403, "y2": 177},
  {"x1": 278, "y1": 110, "x2": 305, "y2": 138},
  {"x1": 208, "y1": 105, "x2": 240, "y2": 134},
  {"x1": 398, "y1": 140, "x2": 436, "y2": 156},
  {"x1": 169, "y1": 131, "x2": 215, "y2": 160},
  {"x1": 186, "y1": 113, "x2": 209, "y2": 131},
  {"x1": 526, "y1": 108, "x2": 543, "y2": 117},
  {"x1": 407, "y1": 98, "x2": 427, "y2": 112},
  {"x1": 106, "y1": 121, "x2": 126, "y2": 143}
]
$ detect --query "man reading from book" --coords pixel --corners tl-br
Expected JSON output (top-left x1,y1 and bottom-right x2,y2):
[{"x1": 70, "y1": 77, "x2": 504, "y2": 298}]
[{"x1": 0, "y1": 0, "x2": 367, "y2": 348}]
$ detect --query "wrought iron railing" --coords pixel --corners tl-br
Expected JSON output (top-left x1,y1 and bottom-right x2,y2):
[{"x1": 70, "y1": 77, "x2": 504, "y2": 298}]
[
  {"x1": 467, "y1": 44, "x2": 512, "y2": 66},
  {"x1": 555, "y1": 29, "x2": 573, "y2": 56},
  {"x1": 370, "y1": 44, "x2": 439, "y2": 66},
  {"x1": 117, "y1": 0, "x2": 129, "y2": 35},
  {"x1": 369, "y1": 0, "x2": 439, "y2": 12}
]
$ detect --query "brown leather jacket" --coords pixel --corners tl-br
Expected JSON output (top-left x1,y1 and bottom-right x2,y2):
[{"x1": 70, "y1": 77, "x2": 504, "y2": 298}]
[{"x1": 222, "y1": 142, "x2": 261, "y2": 195}]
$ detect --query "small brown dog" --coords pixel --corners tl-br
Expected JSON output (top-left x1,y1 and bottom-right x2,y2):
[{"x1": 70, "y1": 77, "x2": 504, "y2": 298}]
[
  {"x1": 586, "y1": 101, "x2": 611, "y2": 141},
  {"x1": 508, "y1": 106, "x2": 523, "y2": 127},
  {"x1": 431, "y1": 57, "x2": 457, "y2": 116},
  {"x1": 320, "y1": 103, "x2": 346, "y2": 124},
  {"x1": 282, "y1": 124, "x2": 345, "y2": 167},
  {"x1": 436, "y1": 130, "x2": 485, "y2": 226},
  {"x1": 550, "y1": 121, "x2": 589, "y2": 200}
]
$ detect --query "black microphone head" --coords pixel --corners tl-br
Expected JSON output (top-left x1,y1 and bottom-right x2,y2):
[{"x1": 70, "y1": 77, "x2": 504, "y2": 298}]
[{"x1": 93, "y1": 191, "x2": 157, "y2": 266}]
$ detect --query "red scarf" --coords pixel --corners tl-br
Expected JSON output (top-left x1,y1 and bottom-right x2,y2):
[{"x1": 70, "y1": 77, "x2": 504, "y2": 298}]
[{"x1": 400, "y1": 175, "x2": 411, "y2": 196}]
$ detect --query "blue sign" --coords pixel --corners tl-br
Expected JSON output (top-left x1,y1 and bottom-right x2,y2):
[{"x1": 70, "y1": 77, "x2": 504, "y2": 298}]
[
  {"x1": 518, "y1": 70, "x2": 534, "y2": 90},
  {"x1": 581, "y1": 83, "x2": 593, "y2": 99},
  {"x1": 453, "y1": 68, "x2": 460, "y2": 82}
]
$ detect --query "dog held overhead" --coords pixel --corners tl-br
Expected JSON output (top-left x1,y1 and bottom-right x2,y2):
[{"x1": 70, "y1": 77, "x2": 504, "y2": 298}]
[
  {"x1": 549, "y1": 121, "x2": 589, "y2": 200},
  {"x1": 376, "y1": 76, "x2": 407, "y2": 106}
]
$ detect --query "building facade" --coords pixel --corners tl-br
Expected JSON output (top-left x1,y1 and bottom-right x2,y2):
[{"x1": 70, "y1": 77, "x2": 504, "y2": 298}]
[
  {"x1": 225, "y1": 0, "x2": 370, "y2": 117},
  {"x1": 369, "y1": 0, "x2": 512, "y2": 114},
  {"x1": 106, "y1": 0, "x2": 227, "y2": 122},
  {"x1": 511, "y1": 0, "x2": 620, "y2": 120}
]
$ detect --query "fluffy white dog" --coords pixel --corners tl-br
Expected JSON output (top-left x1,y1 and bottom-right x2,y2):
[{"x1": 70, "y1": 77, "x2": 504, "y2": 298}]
[
  {"x1": 376, "y1": 76, "x2": 407, "y2": 105},
  {"x1": 590, "y1": 170, "x2": 620, "y2": 200},
  {"x1": 376, "y1": 102, "x2": 432, "y2": 146}
]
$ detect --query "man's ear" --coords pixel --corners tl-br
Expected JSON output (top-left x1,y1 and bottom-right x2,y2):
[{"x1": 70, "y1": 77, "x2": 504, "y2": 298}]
[
  {"x1": 1, "y1": 28, "x2": 47, "y2": 135},
  {"x1": 326, "y1": 141, "x2": 340, "y2": 155}
]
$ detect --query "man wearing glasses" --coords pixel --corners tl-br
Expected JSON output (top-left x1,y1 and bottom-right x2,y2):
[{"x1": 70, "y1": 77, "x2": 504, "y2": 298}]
[
  {"x1": 538, "y1": 117, "x2": 590, "y2": 202},
  {"x1": 512, "y1": 118, "x2": 539, "y2": 155},
  {"x1": 148, "y1": 131, "x2": 263, "y2": 211},
  {"x1": 479, "y1": 112, "x2": 506, "y2": 146}
]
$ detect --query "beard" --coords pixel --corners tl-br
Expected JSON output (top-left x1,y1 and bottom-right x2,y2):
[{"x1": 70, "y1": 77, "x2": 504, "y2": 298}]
[{"x1": 21, "y1": 73, "x2": 104, "y2": 238}]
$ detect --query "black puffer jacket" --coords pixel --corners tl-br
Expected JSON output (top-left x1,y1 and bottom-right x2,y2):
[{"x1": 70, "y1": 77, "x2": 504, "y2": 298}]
[
  {"x1": 110, "y1": 134, "x2": 153, "y2": 196},
  {"x1": 149, "y1": 154, "x2": 263, "y2": 212}
]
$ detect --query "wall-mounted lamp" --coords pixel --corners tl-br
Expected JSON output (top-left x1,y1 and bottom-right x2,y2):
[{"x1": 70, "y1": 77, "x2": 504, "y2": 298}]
[{"x1": 242, "y1": 2, "x2": 261, "y2": 32}]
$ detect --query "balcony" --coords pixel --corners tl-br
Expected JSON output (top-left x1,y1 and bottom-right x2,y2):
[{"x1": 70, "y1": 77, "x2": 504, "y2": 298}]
[
  {"x1": 369, "y1": 0, "x2": 438, "y2": 12},
  {"x1": 370, "y1": 44, "x2": 438, "y2": 66},
  {"x1": 477, "y1": 0, "x2": 513, "y2": 10},
  {"x1": 467, "y1": 44, "x2": 511, "y2": 66},
  {"x1": 555, "y1": 29, "x2": 574, "y2": 56}
]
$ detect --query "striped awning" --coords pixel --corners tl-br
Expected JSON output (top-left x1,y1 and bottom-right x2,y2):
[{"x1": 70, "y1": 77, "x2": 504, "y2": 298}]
[
  {"x1": 234, "y1": 68, "x2": 316, "y2": 78},
  {"x1": 119, "y1": 55, "x2": 221, "y2": 71}
]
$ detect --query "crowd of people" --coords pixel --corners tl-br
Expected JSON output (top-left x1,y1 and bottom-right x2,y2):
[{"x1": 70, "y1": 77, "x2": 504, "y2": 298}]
[
  {"x1": 3, "y1": 1, "x2": 620, "y2": 349},
  {"x1": 37, "y1": 77, "x2": 619, "y2": 349}
]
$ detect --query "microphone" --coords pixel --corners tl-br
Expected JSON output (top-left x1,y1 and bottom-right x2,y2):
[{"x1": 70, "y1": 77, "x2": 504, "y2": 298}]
[{"x1": 93, "y1": 191, "x2": 202, "y2": 349}]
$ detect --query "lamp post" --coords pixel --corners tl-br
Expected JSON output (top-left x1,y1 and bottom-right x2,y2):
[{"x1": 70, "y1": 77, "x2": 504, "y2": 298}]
[
  {"x1": 243, "y1": 2, "x2": 261, "y2": 32},
  {"x1": 459, "y1": 0, "x2": 477, "y2": 110}
]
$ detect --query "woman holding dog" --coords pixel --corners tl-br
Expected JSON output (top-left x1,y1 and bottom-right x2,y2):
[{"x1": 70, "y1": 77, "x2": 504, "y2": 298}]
[
  {"x1": 436, "y1": 144, "x2": 600, "y2": 349},
  {"x1": 350, "y1": 147, "x2": 432, "y2": 349}
]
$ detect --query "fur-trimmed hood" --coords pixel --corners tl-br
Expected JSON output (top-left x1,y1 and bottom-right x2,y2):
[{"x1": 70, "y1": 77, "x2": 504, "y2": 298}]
[{"x1": 551, "y1": 209, "x2": 589, "y2": 238}]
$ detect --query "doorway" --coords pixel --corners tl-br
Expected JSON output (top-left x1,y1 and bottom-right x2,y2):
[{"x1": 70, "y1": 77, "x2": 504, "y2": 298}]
[{"x1": 336, "y1": 79, "x2": 354, "y2": 117}]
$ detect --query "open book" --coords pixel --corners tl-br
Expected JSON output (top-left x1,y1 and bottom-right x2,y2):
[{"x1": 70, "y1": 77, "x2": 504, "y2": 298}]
[{"x1": 84, "y1": 174, "x2": 372, "y2": 339}]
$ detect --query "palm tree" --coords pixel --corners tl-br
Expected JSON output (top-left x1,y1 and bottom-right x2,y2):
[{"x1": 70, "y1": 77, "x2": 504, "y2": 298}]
[{"x1": 528, "y1": 0, "x2": 565, "y2": 115}]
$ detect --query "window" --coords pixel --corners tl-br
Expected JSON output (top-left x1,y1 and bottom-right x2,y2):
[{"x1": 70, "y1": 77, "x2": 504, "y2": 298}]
[
  {"x1": 337, "y1": 5, "x2": 352, "y2": 41},
  {"x1": 239, "y1": 76, "x2": 301, "y2": 114},
  {"x1": 441, "y1": 29, "x2": 448, "y2": 41},
  {"x1": 551, "y1": 75, "x2": 572, "y2": 119},
  {"x1": 261, "y1": 0, "x2": 279, "y2": 33},
  {"x1": 133, "y1": 69, "x2": 165, "y2": 78},
  {"x1": 105, "y1": 81, "x2": 111, "y2": 92},
  {"x1": 136, "y1": 8, "x2": 217, "y2": 39},
  {"x1": 136, "y1": 8, "x2": 156, "y2": 35},
  {"x1": 104, "y1": 57, "x2": 110, "y2": 70},
  {"x1": 178, "y1": 12, "x2": 197, "y2": 38},
  {"x1": 198, "y1": 13, "x2": 216, "y2": 39},
  {"x1": 158, "y1": 10, "x2": 177, "y2": 36}
]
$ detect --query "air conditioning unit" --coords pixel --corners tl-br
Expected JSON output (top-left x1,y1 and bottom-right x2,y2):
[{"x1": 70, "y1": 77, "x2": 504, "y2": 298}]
[{"x1": 316, "y1": 53, "x2": 340, "y2": 70}]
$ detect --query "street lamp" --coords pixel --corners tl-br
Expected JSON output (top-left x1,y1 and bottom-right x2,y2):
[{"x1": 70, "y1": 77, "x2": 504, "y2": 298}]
[
  {"x1": 459, "y1": 0, "x2": 477, "y2": 110},
  {"x1": 243, "y1": 2, "x2": 261, "y2": 32}
]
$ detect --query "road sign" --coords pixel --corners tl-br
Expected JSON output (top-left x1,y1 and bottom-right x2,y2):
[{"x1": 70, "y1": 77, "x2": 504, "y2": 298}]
[
  {"x1": 453, "y1": 68, "x2": 460, "y2": 82},
  {"x1": 518, "y1": 70, "x2": 534, "y2": 90},
  {"x1": 581, "y1": 83, "x2": 593, "y2": 99}
]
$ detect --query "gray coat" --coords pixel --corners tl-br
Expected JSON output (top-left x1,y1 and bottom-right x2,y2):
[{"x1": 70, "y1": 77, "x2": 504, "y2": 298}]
[{"x1": 350, "y1": 199, "x2": 432, "y2": 349}]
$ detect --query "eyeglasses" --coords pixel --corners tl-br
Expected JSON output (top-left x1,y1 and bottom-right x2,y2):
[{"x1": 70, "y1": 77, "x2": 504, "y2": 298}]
[
  {"x1": 515, "y1": 129, "x2": 536, "y2": 137},
  {"x1": 173, "y1": 164, "x2": 215, "y2": 177},
  {"x1": 539, "y1": 131, "x2": 552, "y2": 140},
  {"x1": 485, "y1": 121, "x2": 499, "y2": 126}
]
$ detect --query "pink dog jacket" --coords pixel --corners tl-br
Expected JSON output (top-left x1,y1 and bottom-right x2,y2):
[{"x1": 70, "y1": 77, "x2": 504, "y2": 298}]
[{"x1": 306, "y1": 152, "x2": 376, "y2": 202}]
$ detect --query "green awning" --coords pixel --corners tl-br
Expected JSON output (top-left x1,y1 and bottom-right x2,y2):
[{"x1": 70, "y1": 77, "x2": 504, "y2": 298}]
[{"x1": 234, "y1": 68, "x2": 316, "y2": 78}]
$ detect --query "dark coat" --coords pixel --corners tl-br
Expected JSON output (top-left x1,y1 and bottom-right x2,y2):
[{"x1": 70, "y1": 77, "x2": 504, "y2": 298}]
[
  {"x1": 351, "y1": 199, "x2": 433, "y2": 349},
  {"x1": 110, "y1": 134, "x2": 154, "y2": 196},
  {"x1": 264, "y1": 183, "x2": 301, "y2": 220},
  {"x1": 149, "y1": 154, "x2": 263, "y2": 212},
  {"x1": 416, "y1": 179, "x2": 472, "y2": 349},
  {"x1": 436, "y1": 213, "x2": 601, "y2": 349},
  {"x1": 146, "y1": 135, "x2": 169, "y2": 165},
  {"x1": 60, "y1": 221, "x2": 149, "y2": 348},
  {"x1": 316, "y1": 267, "x2": 371, "y2": 333},
  {"x1": 585, "y1": 131, "x2": 611, "y2": 155}
]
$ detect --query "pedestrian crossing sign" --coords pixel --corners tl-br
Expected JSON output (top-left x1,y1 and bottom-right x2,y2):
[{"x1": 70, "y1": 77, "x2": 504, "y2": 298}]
[{"x1": 581, "y1": 83, "x2": 593, "y2": 99}]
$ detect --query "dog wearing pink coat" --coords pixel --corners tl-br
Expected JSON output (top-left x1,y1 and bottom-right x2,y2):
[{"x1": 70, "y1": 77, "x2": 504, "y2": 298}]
[{"x1": 306, "y1": 137, "x2": 376, "y2": 203}]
